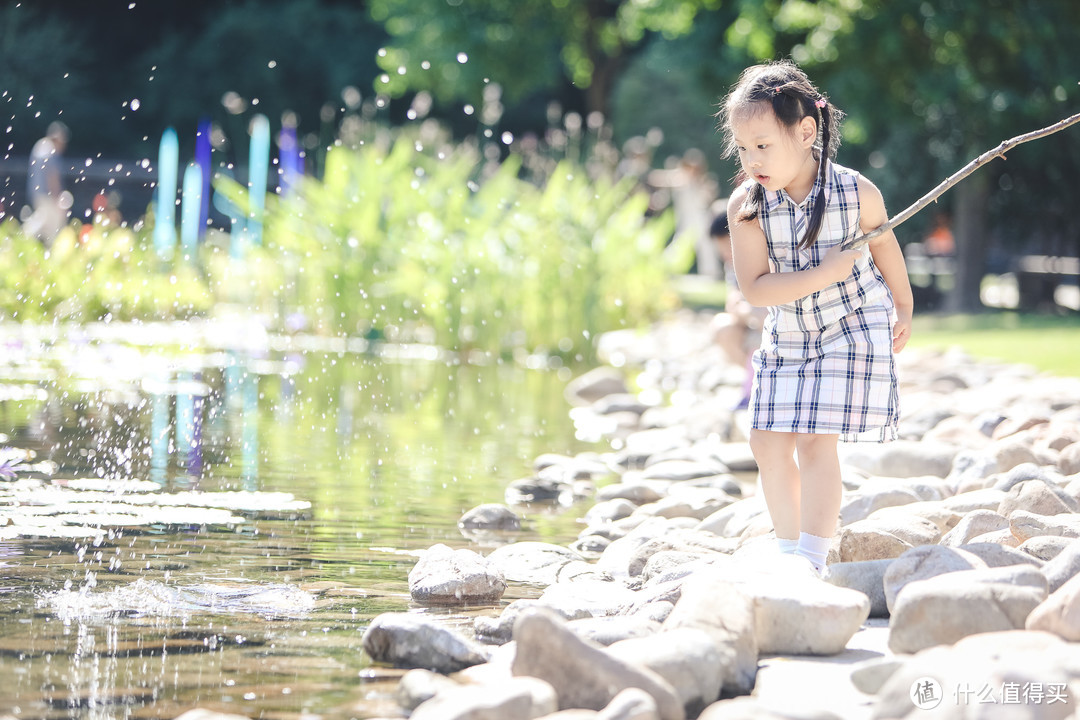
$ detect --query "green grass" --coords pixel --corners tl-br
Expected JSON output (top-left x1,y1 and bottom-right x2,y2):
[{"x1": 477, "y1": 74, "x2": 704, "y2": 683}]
[{"x1": 909, "y1": 312, "x2": 1080, "y2": 377}]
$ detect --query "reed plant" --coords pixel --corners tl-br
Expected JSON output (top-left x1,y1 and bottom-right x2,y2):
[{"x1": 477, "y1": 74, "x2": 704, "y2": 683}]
[{"x1": 1, "y1": 121, "x2": 690, "y2": 360}]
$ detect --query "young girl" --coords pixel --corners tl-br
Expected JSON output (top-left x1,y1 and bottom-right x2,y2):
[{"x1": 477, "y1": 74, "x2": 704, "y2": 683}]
[{"x1": 720, "y1": 60, "x2": 913, "y2": 575}]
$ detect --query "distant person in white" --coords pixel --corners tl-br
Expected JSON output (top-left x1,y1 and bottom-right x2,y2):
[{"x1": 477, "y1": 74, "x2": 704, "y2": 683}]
[{"x1": 24, "y1": 121, "x2": 72, "y2": 244}]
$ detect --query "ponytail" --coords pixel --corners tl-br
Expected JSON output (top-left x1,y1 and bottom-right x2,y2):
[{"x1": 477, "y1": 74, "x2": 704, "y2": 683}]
[{"x1": 799, "y1": 100, "x2": 832, "y2": 250}]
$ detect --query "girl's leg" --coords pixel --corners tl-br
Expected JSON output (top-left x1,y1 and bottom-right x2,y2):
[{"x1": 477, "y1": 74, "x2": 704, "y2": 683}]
[
  {"x1": 794, "y1": 433, "x2": 842, "y2": 573},
  {"x1": 794, "y1": 433, "x2": 842, "y2": 537},
  {"x1": 748, "y1": 429, "x2": 800, "y2": 541}
]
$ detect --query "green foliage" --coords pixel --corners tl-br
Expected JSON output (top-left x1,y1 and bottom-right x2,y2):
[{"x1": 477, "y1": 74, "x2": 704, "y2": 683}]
[
  {"x1": 0, "y1": 219, "x2": 212, "y2": 323},
  {"x1": 909, "y1": 313, "x2": 1080, "y2": 377},
  {"x1": 1, "y1": 125, "x2": 684, "y2": 360},
  {"x1": 257, "y1": 126, "x2": 684, "y2": 358},
  {"x1": 368, "y1": 0, "x2": 721, "y2": 114}
]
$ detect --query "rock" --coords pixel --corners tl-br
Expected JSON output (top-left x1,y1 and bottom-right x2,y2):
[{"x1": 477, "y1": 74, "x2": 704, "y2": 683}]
[
  {"x1": 596, "y1": 483, "x2": 666, "y2": 505},
  {"x1": 636, "y1": 494, "x2": 733, "y2": 521},
  {"x1": 662, "y1": 568, "x2": 757, "y2": 696},
  {"x1": 608, "y1": 629, "x2": 727, "y2": 716},
  {"x1": 639, "y1": 459, "x2": 728, "y2": 482},
  {"x1": 487, "y1": 542, "x2": 585, "y2": 585},
  {"x1": 505, "y1": 475, "x2": 568, "y2": 504},
  {"x1": 1010, "y1": 509, "x2": 1080, "y2": 541},
  {"x1": 361, "y1": 613, "x2": 490, "y2": 673},
  {"x1": 397, "y1": 668, "x2": 461, "y2": 711},
  {"x1": 1060, "y1": 442, "x2": 1080, "y2": 475},
  {"x1": 593, "y1": 393, "x2": 651, "y2": 416},
  {"x1": 958, "y1": 541, "x2": 1044, "y2": 569},
  {"x1": 459, "y1": 503, "x2": 522, "y2": 531},
  {"x1": 409, "y1": 544, "x2": 506, "y2": 605},
  {"x1": 988, "y1": 439, "x2": 1041, "y2": 476},
  {"x1": 992, "y1": 462, "x2": 1067, "y2": 493},
  {"x1": 627, "y1": 530, "x2": 733, "y2": 577},
  {"x1": 749, "y1": 574, "x2": 870, "y2": 655},
  {"x1": 566, "y1": 367, "x2": 629, "y2": 406},
  {"x1": 824, "y1": 559, "x2": 892, "y2": 618},
  {"x1": 887, "y1": 566, "x2": 1048, "y2": 654},
  {"x1": 173, "y1": 711, "x2": 252, "y2": 720},
  {"x1": 883, "y1": 545, "x2": 987, "y2": 614},
  {"x1": 512, "y1": 608, "x2": 686, "y2": 720},
  {"x1": 1043, "y1": 538, "x2": 1080, "y2": 593},
  {"x1": 939, "y1": 487, "x2": 1007, "y2": 513},
  {"x1": 964, "y1": 527, "x2": 1020, "y2": 547},
  {"x1": 849, "y1": 657, "x2": 904, "y2": 695},
  {"x1": 696, "y1": 496, "x2": 767, "y2": 538},
  {"x1": 998, "y1": 479, "x2": 1077, "y2": 517},
  {"x1": 566, "y1": 615, "x2": 663, "y2": 646},
  {"x1": 571, "y1": 534, "x2": 612, "y2": 557},
  {"x1": 1018, "y1": 535, "x2": 1076, "y2": 562},
  {"x1": 947, "y1": 449, "x2": 1001, "y2": 491},
  {"x1": 475, "y1": 598, "x2": 593, "y2": 645},
  {"x1": 596, "y1": 688, "x2": 661, "y2": 720},
  {"x1": 639, "y1": 550, "x2": 712, "y2": 584},
  {"x1": 1026, "y1": 572, "x2": 1080, "y2": 641},
  {"x1": 838, "y1": 515, "x2": 939, "y2": 562},
  {"x1": 839, "y1": 440, "x2": 960, "y2": 479},
  {"x1": 585, "y1": 499, "x2": 639, "y2": 526},
  {"x1": 874, "y1": 630, "x2": 1075, "y2": 720},
  {"x1": 696, "y1": 697, "x2": 817, "y2": 720},
  {"x1": 866, "y1": 501, "x2": 960, "y2": 535},
  {"x1": 616, "y1": 427, "x2": 691, "y2": 469},
  {"x1": 838, "y1": 486, "x2": 921, "y2": 526},
  {"x1": 938, "y1": 509, "x2": 1009, "y2": 547},
  {"x1": 410, "y1": 676, "x2": 558, "y2": 720}
]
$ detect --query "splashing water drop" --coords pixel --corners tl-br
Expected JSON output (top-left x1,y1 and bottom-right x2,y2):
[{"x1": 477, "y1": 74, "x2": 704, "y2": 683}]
[
  {"x1": 456, "y1": 52, "x2": 468, "y2": 64},
  {"x1": 463, "y1": 104, "x2": 474, "y2": 116},
  {"x1": 421, "y1": 61, "x2": 431, "y2": 70},
  {"x1": 501, "y1": 131, "x2": 514, "y2": 145}
]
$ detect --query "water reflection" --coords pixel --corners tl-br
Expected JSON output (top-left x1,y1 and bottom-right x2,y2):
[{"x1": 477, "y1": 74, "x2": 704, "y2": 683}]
[{"x1": 0, "y1": 329, "x2": 588, "y2": 718}]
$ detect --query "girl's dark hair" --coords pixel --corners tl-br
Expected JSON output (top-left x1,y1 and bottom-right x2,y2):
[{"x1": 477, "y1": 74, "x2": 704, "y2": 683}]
[{"x1": 717, "y1": 60, "x2": 844, "y2": 249}]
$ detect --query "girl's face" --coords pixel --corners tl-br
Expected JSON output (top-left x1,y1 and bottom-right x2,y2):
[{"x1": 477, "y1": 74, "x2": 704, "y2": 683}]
[{"x1": 731, "y1": 103, "x2": 819, "y2": 202}]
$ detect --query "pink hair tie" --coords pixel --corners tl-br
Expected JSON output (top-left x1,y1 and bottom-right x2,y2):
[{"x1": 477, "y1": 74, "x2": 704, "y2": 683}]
[{"x1": 815, "y1": 98, "x2": 827, "y2": 109}]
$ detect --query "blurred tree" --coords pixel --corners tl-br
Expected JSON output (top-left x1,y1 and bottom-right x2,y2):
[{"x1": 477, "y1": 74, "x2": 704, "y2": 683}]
[
  {"x1": 0, "y1": 5, "x2": 89, "y2": 151},
  {"x1": 367, "y1": 0, "x2": 722, "y2": 120},
  {"x1": 135, "y1": 0, "x2": 386, "y2": 165},
  {"x1": 811, "y1": 0, "x2": 1080, "y2": 312}
]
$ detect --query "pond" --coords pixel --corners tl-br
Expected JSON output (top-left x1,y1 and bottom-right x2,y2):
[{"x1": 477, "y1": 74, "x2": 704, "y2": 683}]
[{"x1": 0, "y1": 321, "x2": 595, "y2": 719}]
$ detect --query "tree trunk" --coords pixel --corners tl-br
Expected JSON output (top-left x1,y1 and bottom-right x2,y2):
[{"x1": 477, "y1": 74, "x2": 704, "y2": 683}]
[{"x1": 946, "y1": 174, "x2": 990, "y2": 313}]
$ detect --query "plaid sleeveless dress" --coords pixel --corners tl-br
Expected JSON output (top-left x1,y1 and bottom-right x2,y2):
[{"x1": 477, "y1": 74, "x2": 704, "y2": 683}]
[{"x1": 748, "y1": 161, "x2": 899, "y2": 442}]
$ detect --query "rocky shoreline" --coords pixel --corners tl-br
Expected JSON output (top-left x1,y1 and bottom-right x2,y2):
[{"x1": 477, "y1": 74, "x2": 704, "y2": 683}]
[{"x1": 360, "y1": 309, "x2": 1080, "y2": 720}]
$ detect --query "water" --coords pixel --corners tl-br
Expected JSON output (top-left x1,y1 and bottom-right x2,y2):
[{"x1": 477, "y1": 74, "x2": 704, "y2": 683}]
[{"x1": 0, "y1": 323, "x2": 592, "y2": 719}]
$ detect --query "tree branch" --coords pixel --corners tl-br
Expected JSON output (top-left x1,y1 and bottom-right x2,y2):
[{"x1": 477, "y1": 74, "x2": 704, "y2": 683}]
[{"x1": 842, "y1": 110, "x2": 1080, "y2": 250}]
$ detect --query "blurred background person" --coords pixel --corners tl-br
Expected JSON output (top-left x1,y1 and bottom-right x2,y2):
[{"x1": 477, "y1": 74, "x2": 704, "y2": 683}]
[{"x1": 23, "y1": 121, "x2": 73, "y2": 245}]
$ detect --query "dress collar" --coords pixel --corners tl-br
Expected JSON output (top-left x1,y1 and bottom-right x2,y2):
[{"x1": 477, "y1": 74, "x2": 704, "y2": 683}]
[{"x1": 765, "y1": 158, "x2": 832, "y2": 212}]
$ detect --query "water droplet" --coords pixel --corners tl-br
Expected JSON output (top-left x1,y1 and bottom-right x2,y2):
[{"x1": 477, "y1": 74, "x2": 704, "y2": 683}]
[
  {"x1": 456, "y1": 52, "x2": 468, "y2": 64},
  {"x1": 463, "y1": 104, "x2": 474, "y2": 116},
  {"x1": 501, "y1": 131, "x2": 514, "y2": 145},
  {"x1": 130, "y1": 98, "x2": 140, "y2": 111},
  {"x1": 268, "y1": 60, "x2": 277, "y2": 69}
]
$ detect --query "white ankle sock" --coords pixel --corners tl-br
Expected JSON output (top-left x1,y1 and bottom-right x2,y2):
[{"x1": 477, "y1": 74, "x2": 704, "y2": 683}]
[
  {"x1": 795, "y1": 531, "x2": 831, "y2": 574},
  {"x1": 776, "y1": 537, "x2": 798, "y2": 554}
]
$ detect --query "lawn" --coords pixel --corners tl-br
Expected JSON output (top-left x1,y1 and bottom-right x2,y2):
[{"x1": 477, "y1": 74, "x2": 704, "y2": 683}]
[{"x1": 908, "y1": 312, "x2": 1080, "y2": 377}]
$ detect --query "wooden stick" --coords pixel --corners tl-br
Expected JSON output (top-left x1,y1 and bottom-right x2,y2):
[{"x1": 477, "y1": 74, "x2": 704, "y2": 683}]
[{"x1": 842, "y1": 110, "x2": 1080, "y2": 250}]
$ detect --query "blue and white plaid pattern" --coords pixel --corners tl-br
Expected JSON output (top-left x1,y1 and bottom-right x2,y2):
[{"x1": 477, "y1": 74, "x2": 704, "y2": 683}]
[{"x1": 748, "y1": 161, "x2": 899, "y2": 442}]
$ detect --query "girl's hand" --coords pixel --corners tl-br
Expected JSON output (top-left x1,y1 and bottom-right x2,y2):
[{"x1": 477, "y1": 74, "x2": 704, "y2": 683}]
[
  {"x1": 892, "y1": 308, "x2": 913, "y2": 353},
  {"x1": 820, "y1": 244, "x2": 860, "y2": 285}
]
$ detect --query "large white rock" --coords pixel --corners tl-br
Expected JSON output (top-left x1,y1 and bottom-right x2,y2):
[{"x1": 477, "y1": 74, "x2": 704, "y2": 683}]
[
  {"x1": 409, "y1": 543, "x2": 506, "y2": 605},
  {"x1": 883, "y1": 545, "x2": 987, "y2": 614},
  {"x1": 888, "y1": 566, "x2": 1048, "y2": 654}
]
